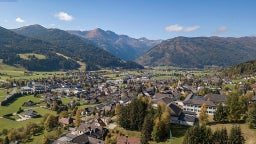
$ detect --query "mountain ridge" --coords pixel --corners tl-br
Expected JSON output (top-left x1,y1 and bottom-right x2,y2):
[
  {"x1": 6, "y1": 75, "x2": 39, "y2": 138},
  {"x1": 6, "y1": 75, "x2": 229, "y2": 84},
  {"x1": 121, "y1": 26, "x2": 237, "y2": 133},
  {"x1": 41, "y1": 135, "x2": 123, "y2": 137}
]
[
  {"x1": 67, "y1": 28, "x2": 161, "y2": 60},
  {"x1": 12, "y1": 25, "x2": 143, "y2": 70},
  {"x1": 136, "y1": 36, "x2": 256, "y2": 68},
  {"x1": 0, "y1": 26, "x2": 80, "y2": 71}
]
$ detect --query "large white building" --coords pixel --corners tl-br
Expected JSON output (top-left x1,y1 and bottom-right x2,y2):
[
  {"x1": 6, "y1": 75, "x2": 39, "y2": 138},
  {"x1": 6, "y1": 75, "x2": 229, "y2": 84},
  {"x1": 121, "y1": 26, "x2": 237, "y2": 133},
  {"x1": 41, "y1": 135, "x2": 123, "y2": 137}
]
[{"x1": 183, "y1": 94, "x2": 226, "y2": 115}]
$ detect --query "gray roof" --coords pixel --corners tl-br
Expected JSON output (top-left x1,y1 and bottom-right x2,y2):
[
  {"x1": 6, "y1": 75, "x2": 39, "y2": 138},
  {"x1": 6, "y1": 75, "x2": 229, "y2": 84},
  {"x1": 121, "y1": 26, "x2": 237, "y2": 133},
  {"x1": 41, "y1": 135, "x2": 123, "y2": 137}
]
[
  {"x1": 168, "y1": 103, "x2": 182, "y2": 117},
  {"x1": 183, "y1": 99, "x2": 216, "y2": 107},
  {"x1": 179, "y1": 113, "x2": 197, "y2": 122},
  {"x1": 203, "y1": 94, "x2": 226, "y2": 104}
]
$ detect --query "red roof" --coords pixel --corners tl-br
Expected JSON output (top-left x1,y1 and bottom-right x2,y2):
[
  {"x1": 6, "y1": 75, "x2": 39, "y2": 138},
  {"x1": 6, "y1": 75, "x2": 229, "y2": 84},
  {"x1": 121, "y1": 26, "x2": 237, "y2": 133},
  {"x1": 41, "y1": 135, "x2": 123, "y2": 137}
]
[{"x1": 117, "y1": 136, "x2": 140, "y2": 144}]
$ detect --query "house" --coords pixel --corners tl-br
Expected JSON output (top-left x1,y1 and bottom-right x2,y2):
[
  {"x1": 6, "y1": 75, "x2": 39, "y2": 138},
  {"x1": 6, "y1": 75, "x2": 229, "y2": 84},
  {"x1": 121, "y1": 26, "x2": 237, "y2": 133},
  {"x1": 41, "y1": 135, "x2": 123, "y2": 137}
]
[
  {"x1": 22, "y1": 100, "x2": 36, "y2": 107},
  {"x1": 54, "y1": 133, "x2": 105, "y2": 144},
  {"x1": 24, "y1": 109, "x2": 39, "y2": 118},
  {"x1": 76, "y1": 120, "x2": 107, "y2": 137},
  {"x1": 20, "y1": 86, "x2": 33, "y2": 94},
  {"x1": 58, "y1": 117, "x2": 74, "y2": 126},
  {"x1": 100, "y1": 117, "x2": 111, "y2": 125},
  {"x1": 71, "y1": 133, "x2": 105, "y2": 144},
  {"x1": 116, "y1": 136, "x2": 140, "y2": 144}
]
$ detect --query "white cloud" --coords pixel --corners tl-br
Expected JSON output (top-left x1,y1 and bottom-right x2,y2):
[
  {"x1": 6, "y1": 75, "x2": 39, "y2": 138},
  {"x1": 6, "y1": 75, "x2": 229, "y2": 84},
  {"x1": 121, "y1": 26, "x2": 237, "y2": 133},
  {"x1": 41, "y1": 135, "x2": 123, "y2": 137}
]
[
  {"x1": 15, "y1": 17, "x2": 25, "y2": 23},
  {"x1": 165, "y1": 24, "x2": 200, "y2": 32},
  {"x1": 214, "y1": 26, "x2": 228, "y2": 34},
  {"x1": 55, "y1": 12, "x2": 73, "y2": 21}
]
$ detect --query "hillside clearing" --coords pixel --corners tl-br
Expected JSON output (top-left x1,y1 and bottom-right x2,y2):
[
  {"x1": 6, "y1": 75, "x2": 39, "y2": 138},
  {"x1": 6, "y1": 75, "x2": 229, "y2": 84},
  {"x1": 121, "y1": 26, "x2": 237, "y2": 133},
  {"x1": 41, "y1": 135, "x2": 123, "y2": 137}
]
[{"x1": 18, "y1": 53, "x2": 46, "y2": 60}]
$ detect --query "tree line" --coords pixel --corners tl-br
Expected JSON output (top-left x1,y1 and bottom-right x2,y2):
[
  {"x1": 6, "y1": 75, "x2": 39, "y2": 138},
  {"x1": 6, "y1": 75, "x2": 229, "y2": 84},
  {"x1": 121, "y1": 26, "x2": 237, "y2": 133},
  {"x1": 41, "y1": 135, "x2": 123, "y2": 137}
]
[{"x1": 183, "y1": 125, "x2": 245, "y2": 144}]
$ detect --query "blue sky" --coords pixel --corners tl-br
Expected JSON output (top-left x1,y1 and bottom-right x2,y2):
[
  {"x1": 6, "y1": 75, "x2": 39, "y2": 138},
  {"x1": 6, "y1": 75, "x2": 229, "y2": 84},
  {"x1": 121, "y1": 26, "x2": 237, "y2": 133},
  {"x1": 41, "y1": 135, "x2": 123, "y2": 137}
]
[{"x1": 0, "y1": 0, "x2": 255, "y2": 39}]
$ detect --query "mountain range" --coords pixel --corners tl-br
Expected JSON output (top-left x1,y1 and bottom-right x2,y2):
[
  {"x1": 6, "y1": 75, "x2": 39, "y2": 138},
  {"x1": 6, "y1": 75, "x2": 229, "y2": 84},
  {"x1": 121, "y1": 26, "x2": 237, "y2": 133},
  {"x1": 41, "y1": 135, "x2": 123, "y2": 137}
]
[
  {"x1": 67, "y1": 28, "x2": 161, "y2": 60},
  {"x1": 136, "y1": 36, "x2": 256, "y2": 68},
  {"x1": 11, "y1": 25, "x2": 143, "y2": 71},
  {"x1": 2, "y1": 24, "x2": 256, "y2": 71}
]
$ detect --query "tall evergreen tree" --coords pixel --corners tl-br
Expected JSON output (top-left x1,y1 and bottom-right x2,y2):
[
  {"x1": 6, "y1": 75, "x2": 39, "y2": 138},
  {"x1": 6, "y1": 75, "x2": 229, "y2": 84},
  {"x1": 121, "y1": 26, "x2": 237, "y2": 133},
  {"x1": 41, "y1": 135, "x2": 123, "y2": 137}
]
[
  {"x1": 226, "y1": 93, "x2": 243, "y2": 122},
  {"x1": 151, "y1": 118, "x2": 163, "y2": 142},
  {"x1": 44, "y1": 114, "x2": 58, "y2": 131},
  {"x1": 229, "y1": 125, "x2": 245, "y2": 144},
  {"x1": 118, "y1": 105, "x2": 130, "y2": 129},
  {"x1": 183, "y1": 125, "x2": 212, "y2": 144},
  {"x1": 247, "y1": 103, "x2": 256, "y2": 129},
  {"x1": 212, "y1": 127, "x2": 228, "y2": 144},
  {"x1": 3, "y1": 136, "x2": 9, "y2": 144},
  {"x1": 141, "y1": 113, "x2": 154, "y2": 144},
  {"x1": 214, "y1": 103, "x2": 228, "y2": 123}
]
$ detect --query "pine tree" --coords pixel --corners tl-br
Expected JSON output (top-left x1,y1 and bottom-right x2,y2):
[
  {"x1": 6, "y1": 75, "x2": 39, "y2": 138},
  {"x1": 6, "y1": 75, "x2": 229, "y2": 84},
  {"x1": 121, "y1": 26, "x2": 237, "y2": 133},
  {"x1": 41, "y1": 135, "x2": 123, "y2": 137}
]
[
  {"x1": 229, "y1": 125, "x2": 245, "y2": 144},
  {"x1": 44, "y1": 114, "x2": 58, "y2": 131},
  {"x1": 247, "y1": 103, "x2": 256, "y2": 129},
  {"x1": 214, "y1": 103, "x2": 228, "y2": 123},
  {"x1": 151, "y1": 118, "x2": 162, "y2": 142},
  {"x1": 141, "y1": 113, "x2": 154, "y2": 144},
  {"x1": 3, "y1": 136, "x2": 9, "y2": 144},
  {"x1": 212, "y1": 127, "x2": 228, "y2": 144},
  {"x1": 199, "y1": 103, "x2": 209, "y2": 125},
  {"x1": 226, "y1": 93, "x2": 243, "y2": 122},
  {"x1": 183, "y1": 125, "x2": 212, "y2": 144},
  {"x1": 118, "y1": 105, "x2": 130, "y2": 129}
]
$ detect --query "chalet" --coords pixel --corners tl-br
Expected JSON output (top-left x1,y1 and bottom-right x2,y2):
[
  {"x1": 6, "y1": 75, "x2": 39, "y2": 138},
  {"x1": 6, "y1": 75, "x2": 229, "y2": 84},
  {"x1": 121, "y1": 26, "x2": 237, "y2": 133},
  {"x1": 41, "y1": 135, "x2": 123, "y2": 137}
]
[
  {"x1": 24, "y1": 109, "x2": 39, "y2": 118},
  {"x1": 22, "y1": 100, "x2": 36, "y2": 107}
]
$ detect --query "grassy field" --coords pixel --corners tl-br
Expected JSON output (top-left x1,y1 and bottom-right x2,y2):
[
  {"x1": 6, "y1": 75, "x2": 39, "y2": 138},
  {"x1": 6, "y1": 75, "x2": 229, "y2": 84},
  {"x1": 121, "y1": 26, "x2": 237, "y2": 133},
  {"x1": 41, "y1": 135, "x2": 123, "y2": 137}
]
[
  {"x1": 0, "y1": 70, "x2": 66, "y2": 80},
  {"x1": 0, "y1": 95, "x2": 56, "y2": 131},
  {"x1": 18, "y1": 53, "x2": 46, "y2": 60},
  {"x1": 0, "y1": 59, "x2": 25, "y2": 71},
  {"x1": 0, "y1": 89, "x2": 7, "y2": 101},
  {"x1": 109, "y1": 124, "x2": 189, "y2": 144}
]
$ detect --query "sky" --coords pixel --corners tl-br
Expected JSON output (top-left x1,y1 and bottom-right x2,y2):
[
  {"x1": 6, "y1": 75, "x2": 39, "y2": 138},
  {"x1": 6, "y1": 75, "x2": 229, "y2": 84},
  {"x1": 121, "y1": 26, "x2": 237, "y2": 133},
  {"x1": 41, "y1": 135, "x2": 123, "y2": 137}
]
[{"x1": 0, "y1": 0, "x2": 256, "y2": 40}]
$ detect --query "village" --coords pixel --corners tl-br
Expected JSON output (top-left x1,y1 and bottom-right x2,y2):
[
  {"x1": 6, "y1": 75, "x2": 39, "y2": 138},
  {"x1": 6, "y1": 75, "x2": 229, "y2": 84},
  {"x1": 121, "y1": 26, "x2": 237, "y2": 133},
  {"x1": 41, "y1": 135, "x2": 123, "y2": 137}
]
[{"x1": 0, "y1": 68, "x2": 256, "y2": 144}]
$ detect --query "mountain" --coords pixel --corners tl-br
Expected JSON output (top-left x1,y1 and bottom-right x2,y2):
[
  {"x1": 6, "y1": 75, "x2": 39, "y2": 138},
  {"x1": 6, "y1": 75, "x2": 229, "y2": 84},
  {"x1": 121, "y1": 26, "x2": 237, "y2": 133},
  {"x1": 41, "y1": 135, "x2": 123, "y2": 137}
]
[
  {"x1": 0, "y1": 26, "x2": 80, "y2": 71},
  {"x1": 136, "y1": 36, "x2": 256, "y2": 68},
  {"x1": 12, "y1": 25, "x2": 143, "y2": 70},
  {"x1": 67, "y1": 28, "x2": 161, "y2": 60}
]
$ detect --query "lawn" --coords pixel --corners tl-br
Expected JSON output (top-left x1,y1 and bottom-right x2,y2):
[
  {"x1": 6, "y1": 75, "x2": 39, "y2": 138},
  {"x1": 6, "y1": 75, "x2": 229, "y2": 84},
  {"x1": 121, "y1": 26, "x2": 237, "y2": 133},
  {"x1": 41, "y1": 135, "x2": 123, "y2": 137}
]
[
  {"x1": 109, "y1": 124, "x2": 189, "y2": 144},
  {"x1": 0, "y1": 95, "x2": 56, "y2": 132},
  {"x1": 0, "y1": 89, "x2": 7, "y2": 101},
  {"x1": 0, "y1": 95, "x2": 42, "y2": 116},
  {"x1": 0, "y1": 70, "x2": 66, "y2": 80},
  {"x1": 0, "y1": 59, "x2": 25, "y2": 71}
]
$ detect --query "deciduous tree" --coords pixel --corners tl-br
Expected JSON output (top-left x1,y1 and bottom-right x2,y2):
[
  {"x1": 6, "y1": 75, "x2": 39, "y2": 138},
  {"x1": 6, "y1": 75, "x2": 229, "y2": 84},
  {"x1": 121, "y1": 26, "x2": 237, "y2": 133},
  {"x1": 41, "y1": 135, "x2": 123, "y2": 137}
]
[{"x1": 199, "y1": 103, "x2": 209, "y2": 125}]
